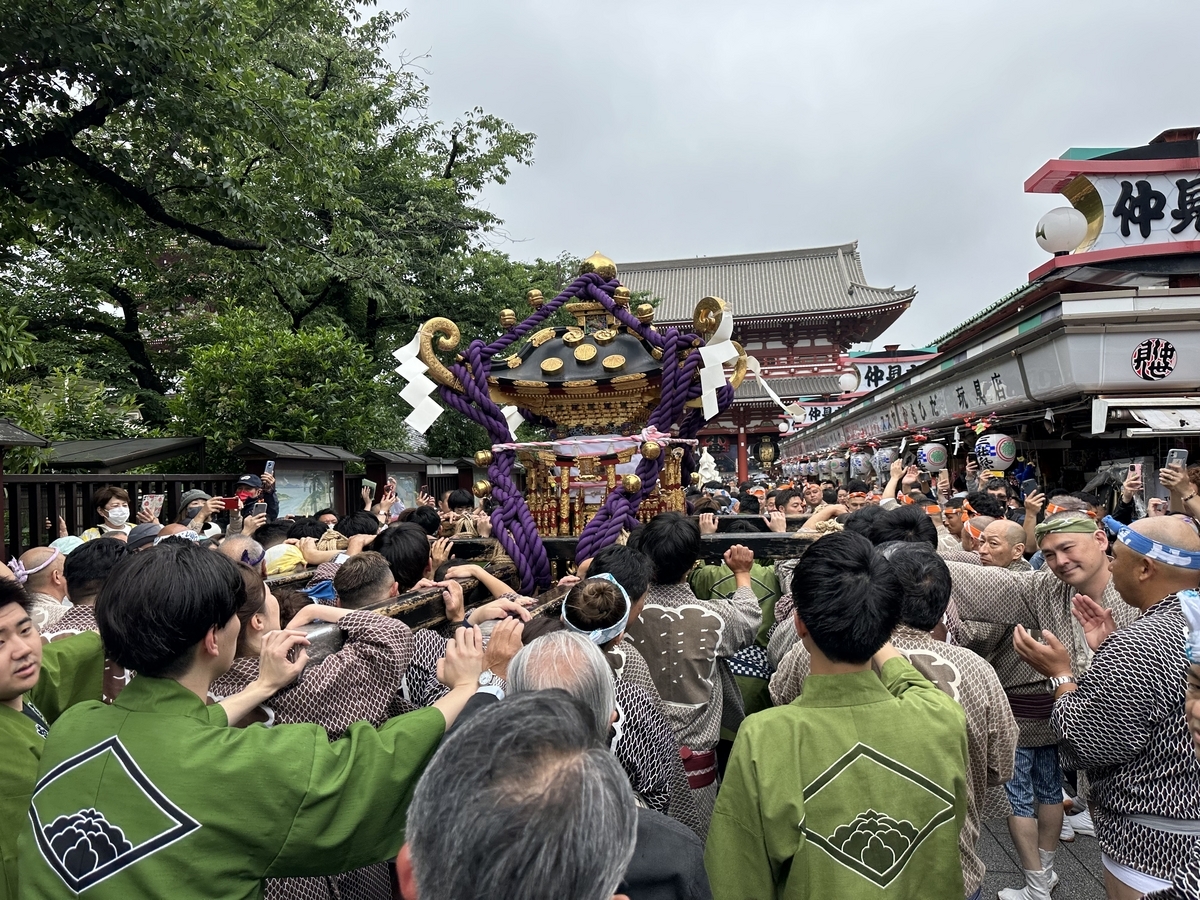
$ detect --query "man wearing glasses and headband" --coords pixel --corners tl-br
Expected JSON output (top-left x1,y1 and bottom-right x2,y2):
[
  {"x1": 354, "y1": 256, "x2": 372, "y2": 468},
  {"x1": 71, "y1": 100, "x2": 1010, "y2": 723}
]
[
  {"x1": 1014, "y1": 516, "x2": 1200, "y2": 900},
  {"x1": 944, "y1": 510, "x2": 1139, "y2": 900}
]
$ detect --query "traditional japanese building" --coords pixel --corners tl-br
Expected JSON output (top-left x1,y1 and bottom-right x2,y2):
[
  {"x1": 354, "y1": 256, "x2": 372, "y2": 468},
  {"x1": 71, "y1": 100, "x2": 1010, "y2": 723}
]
[
  {"x1": 780, "y1": 127, "x2": 1200, "y2": 498},
  {"x1": 617, "y1": 244, "x2": 922, "y2": 480}
]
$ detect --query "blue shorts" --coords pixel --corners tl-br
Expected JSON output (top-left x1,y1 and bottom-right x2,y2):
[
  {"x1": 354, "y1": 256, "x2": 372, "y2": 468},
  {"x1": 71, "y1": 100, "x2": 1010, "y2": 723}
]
[{"x1": 1005, "y1": 745, "x2": 1061, "y2": 817}]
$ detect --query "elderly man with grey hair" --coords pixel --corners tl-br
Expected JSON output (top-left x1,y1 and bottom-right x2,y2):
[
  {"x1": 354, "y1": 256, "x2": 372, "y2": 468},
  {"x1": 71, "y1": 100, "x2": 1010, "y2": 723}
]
[
  {"x1": 397, "y1": 690, "x2": 638, "y2": 900},
  {"x1": 507, "y1": 632, "x2": 713, "y2": 900}
]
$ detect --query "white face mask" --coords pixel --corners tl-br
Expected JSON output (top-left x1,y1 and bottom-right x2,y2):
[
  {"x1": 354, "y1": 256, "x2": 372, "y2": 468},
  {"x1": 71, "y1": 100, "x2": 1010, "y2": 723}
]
[{"x1": 106, "y1": 505, "x2": 130, "y2": 527}]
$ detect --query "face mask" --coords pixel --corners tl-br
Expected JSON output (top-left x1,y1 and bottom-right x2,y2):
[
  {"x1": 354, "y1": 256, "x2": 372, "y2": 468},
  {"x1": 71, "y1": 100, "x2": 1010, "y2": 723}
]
[
  {"x1": 185, "y1": 504, "x2": 203, "y2": 521},
  {"x1": 236, "y1": 489, "x2": 255, "y2": 502},
  {"x1": 106, "y1": 505, "x2": 130, "y2": 527}
]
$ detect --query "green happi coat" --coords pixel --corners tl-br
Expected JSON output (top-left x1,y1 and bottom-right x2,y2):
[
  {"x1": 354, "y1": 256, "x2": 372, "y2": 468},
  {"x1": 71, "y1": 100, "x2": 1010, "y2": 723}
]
[
  {"x1": 18, "y1": 674, "x2": 446, "y2": 899},
  {"x1": 705, "y1": 657, "x2": 969, "y2": 900},
  {"x1": 1, "y1": 631, "x2": 104, "y2": 900}
]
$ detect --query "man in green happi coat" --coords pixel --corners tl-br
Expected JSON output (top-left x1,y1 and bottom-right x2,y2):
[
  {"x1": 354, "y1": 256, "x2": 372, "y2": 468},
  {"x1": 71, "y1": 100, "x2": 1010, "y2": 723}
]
[
  {"x1": 0, "y1": 575, "x2": 105, "y2": 900},
  {"x1": 19, "y1": 540, "x2": 484, "y2": 899},
  {"x1": 705, "y1": 532, "x2": 969, "y2": 900}
]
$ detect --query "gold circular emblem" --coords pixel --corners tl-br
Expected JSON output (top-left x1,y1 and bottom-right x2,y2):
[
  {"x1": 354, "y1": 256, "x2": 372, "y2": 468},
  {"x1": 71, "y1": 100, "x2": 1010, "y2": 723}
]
[
  {"x1": 602, "y1": 354, "x2": 626, "y2": 372},
  {"x1": 562, "y1": 328, "x2": 585, "y2": 347},
  {"x1": 540, "y1": 357, "x2": 564, "y2": 375},
  {"x1": 574, "y1": 344, "x2": 597, "y2": 363},
  {"x1": 594, "y1": 329, "x2": 617, "y2": 345}
]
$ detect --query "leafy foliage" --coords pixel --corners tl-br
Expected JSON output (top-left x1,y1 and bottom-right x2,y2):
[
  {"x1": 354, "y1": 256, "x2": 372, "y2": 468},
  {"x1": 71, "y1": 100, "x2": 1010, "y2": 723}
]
[
  {"x1": 0, "y1": 0, "x2": 582, "y2": 466},
  {"x1": 0, "y1": 365, "x2": 142, "y2": 471},
  {"x1": 171, "y1": 314, "x2": 408, "y2": 471}
]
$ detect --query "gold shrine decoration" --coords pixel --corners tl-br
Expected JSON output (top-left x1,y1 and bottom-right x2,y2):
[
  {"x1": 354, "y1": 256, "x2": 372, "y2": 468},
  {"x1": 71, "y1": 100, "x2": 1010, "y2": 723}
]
[{"x1": 416, "y1": 317, "x2": 464, "y2": 392}]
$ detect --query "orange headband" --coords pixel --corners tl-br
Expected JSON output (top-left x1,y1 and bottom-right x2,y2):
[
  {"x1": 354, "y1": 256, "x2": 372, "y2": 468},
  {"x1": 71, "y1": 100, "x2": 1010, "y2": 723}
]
[{"x1": 964, "y1": 519, "x2": 985, "y2": 542}]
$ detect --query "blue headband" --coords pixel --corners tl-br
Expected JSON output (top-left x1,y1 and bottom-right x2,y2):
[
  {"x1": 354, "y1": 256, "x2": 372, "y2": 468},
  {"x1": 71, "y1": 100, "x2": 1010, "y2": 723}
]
[
  {"x1": 1103, "y1": 516, "x2": 1200, "y2": 571},
  {"x1": 561, "y1": 573, "x2": 631, "y2": 645}
]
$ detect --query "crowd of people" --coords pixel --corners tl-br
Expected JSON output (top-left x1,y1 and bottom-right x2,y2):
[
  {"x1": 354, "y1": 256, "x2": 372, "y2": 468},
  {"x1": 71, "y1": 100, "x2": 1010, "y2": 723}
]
[{"x1": 3, "y1": 453, "x2": 1200, "y2": 900}]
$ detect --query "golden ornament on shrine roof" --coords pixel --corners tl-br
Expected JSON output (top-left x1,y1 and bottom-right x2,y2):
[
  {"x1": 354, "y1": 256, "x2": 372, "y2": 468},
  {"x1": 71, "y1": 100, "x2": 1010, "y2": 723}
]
[
  {"x1": 500, "y1": 309, "x2": 517, "y2": 328},
  {"x1": 474, "y1": 450, "x2": 494, "y2": 467},
  {"x1": 593, "y1": 328, "x2": 617, "y2": 345},
  {"x1": 622, "y1": 474, "x2": 642, "y2": 493},
  {"x1": 641, "y1": 440, "x2": 662, "y2": 460},
  {"x1": 472, "y1": 479, "x2": 493, "y2": 498},
  {"x1": 602, "y1": 354, "x2": 626, "y2": 372},
  {"x1": 574, "y1": 344, "x2": 597, "y2": 363},
  {"x1": 579, "y1": 251, "x2": 617, "y2": 280},
  {"x1": 527, "y1": 289, "x2": 544, "y2": 308},
  {"x1": 635, "y1": 303, "x2": 654, "y2": 324},
  {"x1": 562, "y1": 328, "x2": 585, "y2": 347},
  {"x1": 540, "y1": 357, "x2": 564, "y2": 374},
  {"x1": 613, "y1": 286, "x2": 632, "y2": 307}
]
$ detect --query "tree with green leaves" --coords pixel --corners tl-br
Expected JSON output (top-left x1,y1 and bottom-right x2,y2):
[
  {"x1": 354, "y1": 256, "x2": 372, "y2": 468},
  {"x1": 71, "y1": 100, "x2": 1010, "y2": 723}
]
[
  {"x1": 1, "y1": 0, "x2": 538, "y2": 424},
  {"x1": 171, "y1": 313, "x2": 407, "y2": 471}
]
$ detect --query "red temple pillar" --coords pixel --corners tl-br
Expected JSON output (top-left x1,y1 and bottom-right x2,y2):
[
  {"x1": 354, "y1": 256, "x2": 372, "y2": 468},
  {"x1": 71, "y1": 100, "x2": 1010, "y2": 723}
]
[{"x1": 737, "y1": 428, "x2": 748, "y2": 483}]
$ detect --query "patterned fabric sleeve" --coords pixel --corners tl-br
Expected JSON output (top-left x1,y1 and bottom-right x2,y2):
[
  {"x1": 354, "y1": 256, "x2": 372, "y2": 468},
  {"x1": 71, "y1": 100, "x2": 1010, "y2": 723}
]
[
  {"x1": 945, "y1": 562, "x2": 1042, "y2": 631},
  {"x1": 398, "y1": 628, "x2": 452, "y2": 710},
  {"x1": 767, "y1": 641, "x2": 812, "y2": 706},
  {"x1": 273, "y1": 612, "x2": 414, "y2": 739},
  {"x1": 714, "y1": 585, "x2": 762, "y2": 658},
  {"x1": 766, "y1": 614, "x2": 800, "y2": 670},
  {"x1": 1051, "y1": 618, "x2": 1178, "y2": 772}
]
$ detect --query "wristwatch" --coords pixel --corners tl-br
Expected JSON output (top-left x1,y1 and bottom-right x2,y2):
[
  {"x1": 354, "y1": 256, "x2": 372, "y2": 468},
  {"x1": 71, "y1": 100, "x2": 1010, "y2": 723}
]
[
  {"x1": 477, "y1": 670, "x2": 505, "y2": 700},
  {"x1": 1048, "y1": 674, "x2": 1076, "y2": 690}
]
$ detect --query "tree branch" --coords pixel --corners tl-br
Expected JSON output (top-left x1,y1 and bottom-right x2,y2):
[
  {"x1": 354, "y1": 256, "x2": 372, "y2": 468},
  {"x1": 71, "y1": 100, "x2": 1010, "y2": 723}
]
[
  {"x1": 57, "y1": 143, "x2": 267, "y2": 251},
  {"x1": 0, "y1": 79, "x2": 135, "y2": 170},
  {"x1": 442, "y1": 133, "x2": 461, "y2": 180}
]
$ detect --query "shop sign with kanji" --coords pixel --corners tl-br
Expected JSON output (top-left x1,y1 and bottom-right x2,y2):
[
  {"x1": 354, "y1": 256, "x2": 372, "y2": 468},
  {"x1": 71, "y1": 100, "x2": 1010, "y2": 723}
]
[{"x1": 1080, "y1": 172, "x2": 1200, "y2": 252}]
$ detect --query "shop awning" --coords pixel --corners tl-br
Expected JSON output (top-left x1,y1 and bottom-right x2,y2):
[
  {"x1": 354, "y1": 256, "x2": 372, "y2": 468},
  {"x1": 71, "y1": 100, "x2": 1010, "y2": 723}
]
[{"x1": 1092, "y1": 398, "x2": 1200, "y2": 435}]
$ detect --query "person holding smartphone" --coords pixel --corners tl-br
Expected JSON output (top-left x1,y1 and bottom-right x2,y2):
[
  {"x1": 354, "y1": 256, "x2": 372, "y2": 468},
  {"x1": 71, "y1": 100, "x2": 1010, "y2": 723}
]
[
  {"x1": 234, "y1": 472, "x2": 278, "y2": 522},
  {"x1": 1161, "y1": 452, "x2": 1200, "y2": 519}
]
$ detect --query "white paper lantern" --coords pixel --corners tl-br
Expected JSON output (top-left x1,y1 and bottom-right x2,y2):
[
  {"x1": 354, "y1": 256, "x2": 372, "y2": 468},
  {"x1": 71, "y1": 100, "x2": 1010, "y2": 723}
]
[
  {"x1": 916, "y1": 442, "x2": 948, "y2": 472},
  {"x1": 829, "y1": 456, "x2": 848, "y2": 476},
  {"x1": 974, "y1": 434, "x2": 1017, "y2": 471},
  {"x1": 850, "y1": 452, "x2": 874, "y2": 478},
  {"x1": 1035, "y1": 207, "x2": 1088, "y2": 254}
]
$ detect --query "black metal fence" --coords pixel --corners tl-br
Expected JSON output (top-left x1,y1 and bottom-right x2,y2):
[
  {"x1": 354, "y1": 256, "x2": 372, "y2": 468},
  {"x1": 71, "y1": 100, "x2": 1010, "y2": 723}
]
[{"x1": 3, "y1": 474, "x2": 241, "y2": 559}]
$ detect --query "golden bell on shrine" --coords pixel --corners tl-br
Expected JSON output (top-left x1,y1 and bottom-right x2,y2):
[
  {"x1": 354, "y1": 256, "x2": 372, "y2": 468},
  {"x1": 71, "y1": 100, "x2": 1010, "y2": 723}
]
[
  {"x1": 635, "y1": 303, "x2": 654, "y2": 324},
  {"x1": 474, "y1": 450, "x2": 494, "y2": 467},
  {"x1": 472, "y1": 479, "x2": 493, "y2": 498},
  {"x1": 621, "y1": 474, "x2": 642, "y2": 493},
  {"x1": 527, "y1": 289, "x2": 544, "y2": 308},
  {"x1": 641, "y1": 440, "x2": 662, "y2": 460},
  {"x1": 613, "y1": 286, "x2": 632, "y2": 307},
  {"x1": 500, "y1": 309, "x2": 517, "y2": 328}
]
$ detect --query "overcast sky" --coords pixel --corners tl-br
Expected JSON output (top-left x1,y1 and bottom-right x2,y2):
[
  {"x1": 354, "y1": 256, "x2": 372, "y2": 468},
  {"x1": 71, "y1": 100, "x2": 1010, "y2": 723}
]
[{"x1": 381, "y1": 0, "x2": 1200, "y2": 349}]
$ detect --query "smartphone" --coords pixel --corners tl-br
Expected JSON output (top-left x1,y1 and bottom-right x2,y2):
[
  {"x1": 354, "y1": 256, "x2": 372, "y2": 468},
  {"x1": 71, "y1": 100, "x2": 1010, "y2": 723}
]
[
  {"x1": 1167, "y1": 449, "x2": 1189, "y2": 469},
  {"x1": 141, "y1": 493, "x2": 164, "y2": 519},
  {"x1": 251, "y1": 502, "x2": 267, "y2": 517},
  {"x1": 420, "y1": 484, "x2": 429, "y2": 495},
  {"x1": 221, "y1": 497, "x2": 240, "y2": 510},
  {"x1": 264, "y1": 460, "x2": 276, "y2": 477},
  {"x1": 363, "y1": 479, "x2": 377, "y2": 497},
  {"x1": 1020, "y1": 478, "x2": 1039, "y2": 497},
  {"x1": 1128, "y1": 462, "x2": 1142, "y2": 478},
  {"x1": 966, "y1": 452, "x2": 977, "y2": 464}
]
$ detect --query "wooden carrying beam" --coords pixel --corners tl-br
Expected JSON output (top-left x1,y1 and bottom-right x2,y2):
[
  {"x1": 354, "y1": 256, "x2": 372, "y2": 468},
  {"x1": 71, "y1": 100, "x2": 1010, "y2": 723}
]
[{"x1": 266, "y1": 531, "x2": 818, "y2": 630}]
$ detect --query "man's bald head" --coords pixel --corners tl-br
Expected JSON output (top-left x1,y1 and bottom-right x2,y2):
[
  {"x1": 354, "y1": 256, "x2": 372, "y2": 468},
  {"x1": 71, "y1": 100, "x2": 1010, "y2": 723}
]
[
  {"x1": 1130, "y1": 516, "x2": 1200, "y2": 553},
  {"x1": 977, "y1": 519, "x2": 1026, "y2": 567},
  {"x1": 19, "y1": 546, "x2": 67, "y2": 597},
  {"x1": 1112, "y1": 515, "x2": 1200, "y2": 608},
  {"x1": 219, "y1": 535, "x2": 265, "y2": 570}
]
